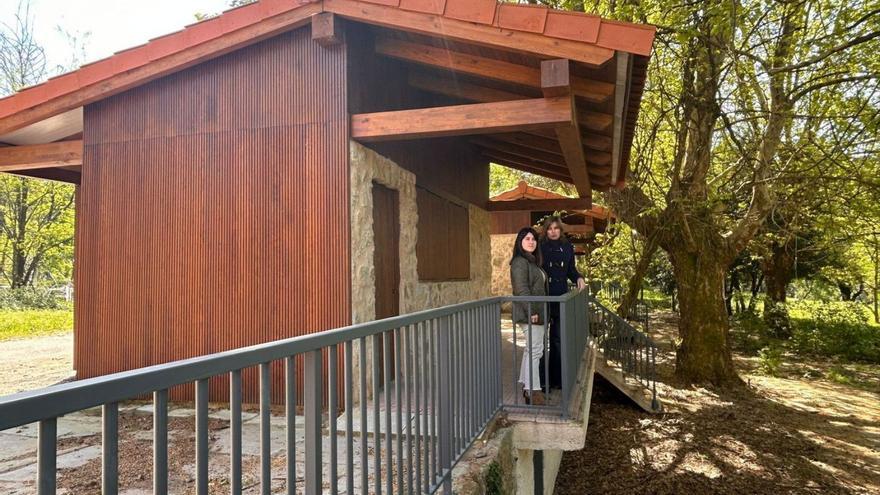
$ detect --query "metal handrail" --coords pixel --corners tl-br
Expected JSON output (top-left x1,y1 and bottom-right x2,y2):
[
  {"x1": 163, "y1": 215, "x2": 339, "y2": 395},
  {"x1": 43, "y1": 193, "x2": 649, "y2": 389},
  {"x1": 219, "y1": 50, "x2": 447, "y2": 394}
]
[
  {"x1": 587, "y1": 295, "x2": 660, "y2": 411},
  {"x1": 0, "y1": 291, "x2": 594, "y2": 495}
]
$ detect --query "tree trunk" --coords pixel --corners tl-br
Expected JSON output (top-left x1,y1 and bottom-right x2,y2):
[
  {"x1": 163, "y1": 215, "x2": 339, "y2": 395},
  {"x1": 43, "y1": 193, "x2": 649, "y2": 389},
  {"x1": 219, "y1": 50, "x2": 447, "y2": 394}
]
[
  {"x1": 873, "y1": 234, "x2": 879, "y2": 324},
  {"x1": 669, "y1": 246, "x2": 738, "y2": 385},
  {"x1": 11, "y1": 181, "x2": 29, "y2": 288},
  {"x1": 617, "y1": 237, "x2": 658, "y2": 318},
  {"x1": 762, "y1": 241, "x2": 794, "y2": 338}
]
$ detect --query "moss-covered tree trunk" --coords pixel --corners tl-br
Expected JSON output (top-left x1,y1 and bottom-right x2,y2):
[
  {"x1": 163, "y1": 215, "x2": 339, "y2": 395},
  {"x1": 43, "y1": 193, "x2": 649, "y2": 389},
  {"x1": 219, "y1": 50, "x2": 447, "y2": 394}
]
[{"x1": 666, "y1": 239, "x2": 737, "y2": 384}]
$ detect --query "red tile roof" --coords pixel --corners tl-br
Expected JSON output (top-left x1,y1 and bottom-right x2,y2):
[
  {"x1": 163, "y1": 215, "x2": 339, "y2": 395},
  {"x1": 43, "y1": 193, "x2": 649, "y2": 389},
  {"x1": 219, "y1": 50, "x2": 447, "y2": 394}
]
[{"x1": 0, "y1": 0, "x2": 655, "y2": 133}]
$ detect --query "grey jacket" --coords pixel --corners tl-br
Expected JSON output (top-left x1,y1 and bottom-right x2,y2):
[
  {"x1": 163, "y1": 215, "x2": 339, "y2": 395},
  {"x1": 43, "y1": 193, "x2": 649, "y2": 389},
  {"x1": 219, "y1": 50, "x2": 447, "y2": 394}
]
[{"x1": 510, "y1": 255, "x2": 548, "y2": 324}]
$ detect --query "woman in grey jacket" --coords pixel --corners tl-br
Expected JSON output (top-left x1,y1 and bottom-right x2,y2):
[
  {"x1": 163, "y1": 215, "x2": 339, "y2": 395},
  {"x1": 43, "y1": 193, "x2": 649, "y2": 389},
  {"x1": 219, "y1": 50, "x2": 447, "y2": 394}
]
[{"x1": 510, "y1": 227, "x2": 548, "y2": 405}]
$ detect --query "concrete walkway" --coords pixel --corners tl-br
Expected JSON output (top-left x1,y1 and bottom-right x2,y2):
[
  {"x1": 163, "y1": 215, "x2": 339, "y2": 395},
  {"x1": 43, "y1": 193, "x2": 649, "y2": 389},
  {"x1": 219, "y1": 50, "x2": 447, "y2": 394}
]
[{"x1": 0, "y1": 401, "x2": 388, "y2": 495}]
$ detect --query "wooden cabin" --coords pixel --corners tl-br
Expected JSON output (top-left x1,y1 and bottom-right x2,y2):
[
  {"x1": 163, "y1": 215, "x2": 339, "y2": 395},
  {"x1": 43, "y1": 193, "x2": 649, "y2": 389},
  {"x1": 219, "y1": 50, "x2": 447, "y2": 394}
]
[{"x1": 0, "y1": 0, "x2": 653, "y2": 401}]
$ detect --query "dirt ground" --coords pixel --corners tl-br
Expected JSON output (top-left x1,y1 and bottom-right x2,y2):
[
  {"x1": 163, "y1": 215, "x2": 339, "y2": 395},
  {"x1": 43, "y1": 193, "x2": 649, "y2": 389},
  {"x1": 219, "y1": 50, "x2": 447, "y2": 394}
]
[
  {"x1": 0, "y1": 332, "x2": 73, "y2": 396},
  {"x1": 556, "y1": 311, "x2": 880, "y2": 495}
]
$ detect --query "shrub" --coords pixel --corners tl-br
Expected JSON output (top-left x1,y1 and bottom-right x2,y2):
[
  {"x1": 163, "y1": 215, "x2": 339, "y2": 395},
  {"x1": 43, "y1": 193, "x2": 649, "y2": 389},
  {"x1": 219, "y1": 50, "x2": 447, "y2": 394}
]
[
  {"x1": 485, "y1": 460, "x2": 505, "y2": 495},
  {"x1": 730, "y1": 311, "x2": 771, "y2": 354},
  {"x1": 0, "y1": 287, "x2": 69, "y2": 310},
  {"x1": 758, "y1": 344, "x2": 784, "y2": 376},
  {"x1": 790, "y1": 301, "x2": 880, "y2": 363}
]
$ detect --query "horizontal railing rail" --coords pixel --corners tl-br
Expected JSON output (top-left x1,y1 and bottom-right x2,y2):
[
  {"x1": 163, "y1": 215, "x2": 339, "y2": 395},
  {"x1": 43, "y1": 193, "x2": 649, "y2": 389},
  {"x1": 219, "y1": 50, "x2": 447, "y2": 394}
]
[
  {"x1": 0, "y1": 291, "x2": 594, "y2": 495},
  {"x1": 587, "y1": 295, "x2": 660, "y2": 411}
]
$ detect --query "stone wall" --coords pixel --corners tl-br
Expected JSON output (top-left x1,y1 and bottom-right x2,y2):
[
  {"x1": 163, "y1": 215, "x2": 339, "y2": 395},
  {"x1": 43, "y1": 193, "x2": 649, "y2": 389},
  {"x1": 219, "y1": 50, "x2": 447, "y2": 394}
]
[
  {"x1": 350, "y1": 141, "x2": 491, "y2": 325},
  {"x1": 491, "y1": 234, "x2": 517, "y2": 297}
]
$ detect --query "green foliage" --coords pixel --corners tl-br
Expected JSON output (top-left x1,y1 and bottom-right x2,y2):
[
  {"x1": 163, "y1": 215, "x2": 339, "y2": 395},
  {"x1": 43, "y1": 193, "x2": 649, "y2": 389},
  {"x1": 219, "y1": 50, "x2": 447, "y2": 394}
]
[
  {"x1": 0, "y1": 287, "x2": 69, "y2": 310},
  {"x1": 789, "y1": 301, "x2": 880, "y2": 363},
  {"x1": 484, "y1": 460, "x2": 505, "y2": 495},
  {"x1": 0, "y1": 309, "x2": 72, "y2": 341},
  {"x1": 731, "y1": 311, "x2": 771, "y2": 354},
  {"x1": 758, "y1": 344, "x2": 784, "y2": 376}
]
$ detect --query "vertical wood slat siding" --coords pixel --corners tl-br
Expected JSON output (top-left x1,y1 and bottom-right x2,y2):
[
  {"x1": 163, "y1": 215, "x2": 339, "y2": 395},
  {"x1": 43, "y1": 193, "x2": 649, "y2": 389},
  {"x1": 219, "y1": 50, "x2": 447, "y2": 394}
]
[{"x1": 76, "y1": 27, "x2": 350, "y2": 404}]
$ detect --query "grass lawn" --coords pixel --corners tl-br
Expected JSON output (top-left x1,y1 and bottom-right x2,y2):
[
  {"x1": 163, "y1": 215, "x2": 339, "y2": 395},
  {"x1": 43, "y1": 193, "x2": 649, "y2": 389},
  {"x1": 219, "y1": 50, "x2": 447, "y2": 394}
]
[{"x1": 0, "y1": 309, "x2": 73, "y2": 341}]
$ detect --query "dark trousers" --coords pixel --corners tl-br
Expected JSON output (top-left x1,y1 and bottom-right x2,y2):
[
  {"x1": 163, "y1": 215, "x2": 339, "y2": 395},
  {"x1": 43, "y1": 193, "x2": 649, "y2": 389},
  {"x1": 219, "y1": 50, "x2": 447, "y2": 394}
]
[{"x1": 539, "y1": 303, "x2": 562, "y2": 389}]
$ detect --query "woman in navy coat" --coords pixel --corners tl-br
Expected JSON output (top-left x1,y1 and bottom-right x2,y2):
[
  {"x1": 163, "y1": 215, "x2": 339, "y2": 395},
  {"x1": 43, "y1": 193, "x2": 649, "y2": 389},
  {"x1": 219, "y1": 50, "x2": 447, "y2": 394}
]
[{"x1": 540, "y1": 216, "x2": 586, "y2": 389}]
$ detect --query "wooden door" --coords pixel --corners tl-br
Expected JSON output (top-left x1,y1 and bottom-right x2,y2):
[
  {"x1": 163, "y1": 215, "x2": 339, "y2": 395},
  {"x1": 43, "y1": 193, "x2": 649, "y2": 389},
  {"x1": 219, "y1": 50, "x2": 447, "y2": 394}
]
[
  {"x1": 372, "y1": 182, "x2": 400, "y2": 384},
  {"x1": 372, "y1": 182, "x2": 400, "y2": 320}
]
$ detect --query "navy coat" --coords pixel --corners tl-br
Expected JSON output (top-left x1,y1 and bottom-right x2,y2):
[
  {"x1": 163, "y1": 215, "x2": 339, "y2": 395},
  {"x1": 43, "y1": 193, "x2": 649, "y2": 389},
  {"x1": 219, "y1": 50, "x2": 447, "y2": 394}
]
[{"x1": 540, "y1": 239, "x2": 583, "y2": 297}]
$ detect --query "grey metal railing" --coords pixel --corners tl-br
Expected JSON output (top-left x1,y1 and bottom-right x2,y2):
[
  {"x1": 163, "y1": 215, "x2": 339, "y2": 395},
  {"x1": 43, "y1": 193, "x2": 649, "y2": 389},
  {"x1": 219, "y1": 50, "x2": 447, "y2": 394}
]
[
  {"x1": 588, "y1": 295, "x2": 660, "y2": 411},
  {"x1": 503, "y1": 288, "x2": 590, "y2": 416},
  {"x1": 0, "y1": 293, "x2": 592, "y2": 495}
]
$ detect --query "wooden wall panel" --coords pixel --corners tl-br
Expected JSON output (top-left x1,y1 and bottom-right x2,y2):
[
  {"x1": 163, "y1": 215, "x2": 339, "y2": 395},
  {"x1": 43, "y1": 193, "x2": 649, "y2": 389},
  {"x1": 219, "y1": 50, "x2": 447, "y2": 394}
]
[{"x1": 76, "y1": 27, "x2": 350, "y2": 403}]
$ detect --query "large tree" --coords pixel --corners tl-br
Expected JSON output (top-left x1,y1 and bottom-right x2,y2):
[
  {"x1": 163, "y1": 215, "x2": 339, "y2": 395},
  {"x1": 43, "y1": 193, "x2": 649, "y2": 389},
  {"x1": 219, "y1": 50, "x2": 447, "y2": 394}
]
[
  {"x1": 0, "y1": 1, "x2": 78, "y2": 288},
  {"x1": 587, "y1": 0, "x2": 879, "y2": 384}
]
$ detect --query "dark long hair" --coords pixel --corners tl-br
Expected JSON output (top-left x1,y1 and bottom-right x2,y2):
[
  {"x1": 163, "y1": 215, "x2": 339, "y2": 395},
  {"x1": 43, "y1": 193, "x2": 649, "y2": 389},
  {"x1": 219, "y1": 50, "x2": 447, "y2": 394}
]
[
  {"x1": 540, "y1": 216, "x2": 570, "y2": 244},
  {"x1": 510, "y1": 227, "x2": 542, "y2": 266}
]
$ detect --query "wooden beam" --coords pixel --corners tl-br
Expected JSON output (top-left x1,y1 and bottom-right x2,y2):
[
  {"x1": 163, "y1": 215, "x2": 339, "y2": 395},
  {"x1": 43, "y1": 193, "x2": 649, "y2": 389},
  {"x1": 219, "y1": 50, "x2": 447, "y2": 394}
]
[
  {"x1": 484, "y1": 149, "x2": 610, "y2": 187},
  {"x1": 9, "y1": 166, "x2": 81, "y2": 184},
  {"x1": 471, "y1": 136, "x2": 568, "y2": 170},
  {"x1": 492, "y1": 131, "x2": 611, "y2": 161},
  {"x1": 542, "y1": 60, "x2": 592, "y2": 202},
  {"x1": 611, "y1": 51, "x2": 632, "y2": 186},
  {"x1": 351, "y1": 97, "x2": 573, "y2": 142},
  {"x1": 483, "y1": 152, "x2": 574, "y2": 184},
  {"x1": 325, "y1": 0, "x2": 615, "y2": 67},
  {"x1": 486, "y1": 198, "x2": 592, "y2": 212},
  {"x1": 381, "y1": 39, "x2": 614, "y2": 105},
  {"x1": 311, "y1": 12, "x2": 342, "y2": 47},
  {"x1": 407, "y1": 70, "x2": 612, "y2": 134},
  {"x1": 0, "y1": 140, "x2": 83, "y2": 171},
  {"x1": 0, "y1": 4, "x2": 322, "y2": 135}
]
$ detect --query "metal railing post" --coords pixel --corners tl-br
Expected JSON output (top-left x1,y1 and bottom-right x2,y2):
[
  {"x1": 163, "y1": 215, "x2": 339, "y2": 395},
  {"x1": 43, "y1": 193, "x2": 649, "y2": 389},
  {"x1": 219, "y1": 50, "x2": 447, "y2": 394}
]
[
  {"x1": 559, "y1": 299, "x2": 569, "y2": 416},
  {"x1": 37, "y1": 418, "x2": 56, "y2": 495},
  {"x1": 102, "y1": 402, "x2": 119, "y2": 495},
  {"x1": 154, "y1": 389, "x2": 168, "y2": 495},
  {"x1": 304, "y1": 349, "x2": 323, "y2": 495},
  {"x1": 195, "y1": 379, "x2": 209, "y2": 495},
  {"x1": 230, "y1": 371, "x2": 242, "y2": 495},
  {"x1": 437, "y1": 315, "x2": 453, "y2": 493}
]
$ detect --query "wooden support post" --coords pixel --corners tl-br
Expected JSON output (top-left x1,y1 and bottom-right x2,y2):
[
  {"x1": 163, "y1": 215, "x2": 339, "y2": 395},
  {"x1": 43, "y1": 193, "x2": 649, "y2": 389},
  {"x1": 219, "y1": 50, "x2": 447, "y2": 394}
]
[
  {"x1": 351, "y1": 97, "x2": 573, "y2": 142},
  {"x1": 311, "y1": 12, "x2": 342, "y2": 46},
  {"x1": 541, "y1": 60, "x2": 592, "y2": 203}
]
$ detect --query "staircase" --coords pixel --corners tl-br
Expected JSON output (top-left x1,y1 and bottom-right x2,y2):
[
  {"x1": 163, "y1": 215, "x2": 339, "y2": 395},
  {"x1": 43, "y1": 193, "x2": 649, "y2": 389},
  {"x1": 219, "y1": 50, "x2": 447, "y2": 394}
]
[{"x1": 588, "y1": 296, "x2": 663, "y2": 413}]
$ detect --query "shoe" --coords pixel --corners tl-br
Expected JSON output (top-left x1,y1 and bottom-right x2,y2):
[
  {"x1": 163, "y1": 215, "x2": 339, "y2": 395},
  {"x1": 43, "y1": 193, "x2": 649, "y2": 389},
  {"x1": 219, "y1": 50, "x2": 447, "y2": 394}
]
[
  {"x1": 531, "y1": 391, "x2": 546, "y2": 406},
  {"x1": 522, "y1": 389, "x2": 531, "y2": 405}
]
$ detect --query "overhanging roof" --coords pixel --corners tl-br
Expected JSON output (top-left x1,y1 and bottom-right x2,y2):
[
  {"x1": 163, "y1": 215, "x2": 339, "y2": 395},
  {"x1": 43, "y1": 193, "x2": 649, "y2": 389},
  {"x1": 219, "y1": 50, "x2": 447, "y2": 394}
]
[{"x1": 0, "y1": 0, "x2": 655, "y2": 186}]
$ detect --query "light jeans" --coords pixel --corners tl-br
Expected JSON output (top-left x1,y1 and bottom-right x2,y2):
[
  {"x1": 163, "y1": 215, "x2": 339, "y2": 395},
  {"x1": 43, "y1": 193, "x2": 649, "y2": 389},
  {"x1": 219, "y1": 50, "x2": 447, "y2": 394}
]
[{"x1": 518, "y1": 323, "x2": 545, "y2": 391}]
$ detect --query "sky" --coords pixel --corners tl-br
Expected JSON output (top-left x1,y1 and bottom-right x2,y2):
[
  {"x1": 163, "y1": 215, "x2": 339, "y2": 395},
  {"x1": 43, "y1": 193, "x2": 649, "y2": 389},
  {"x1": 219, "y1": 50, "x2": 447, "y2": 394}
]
[{"x1": 0, "y1": 0, "x2": 233, "y2": 75}]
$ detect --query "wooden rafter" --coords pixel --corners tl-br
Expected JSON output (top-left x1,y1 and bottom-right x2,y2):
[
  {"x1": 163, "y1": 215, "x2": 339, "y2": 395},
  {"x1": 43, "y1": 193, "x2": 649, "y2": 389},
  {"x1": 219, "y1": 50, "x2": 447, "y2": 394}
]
[
  {"x1": 380, "y1": 38, "x2": 614, "y2": 104},
  {"x1": 483, "y1": 151, "x2": 573, "y2": 183},
  {"x1": 486, "y1": 197, "x2": 592, "y2": 212},
  {"x1": 542, "y1": 59, "x2": 592, "y2": 202},
  {"x1": 350, "y1": 97, "x2": 573, "y2": 142},
  {"x1": 0, "y1": 140, "x2": 83, "y2": 171}
]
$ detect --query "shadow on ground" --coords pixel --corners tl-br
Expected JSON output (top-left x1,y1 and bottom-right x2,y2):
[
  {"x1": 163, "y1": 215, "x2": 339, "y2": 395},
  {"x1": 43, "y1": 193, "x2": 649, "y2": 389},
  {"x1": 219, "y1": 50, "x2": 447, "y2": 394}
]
[{"x1": 555, "y1": 311, "x2": 880, "y2": 495}]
